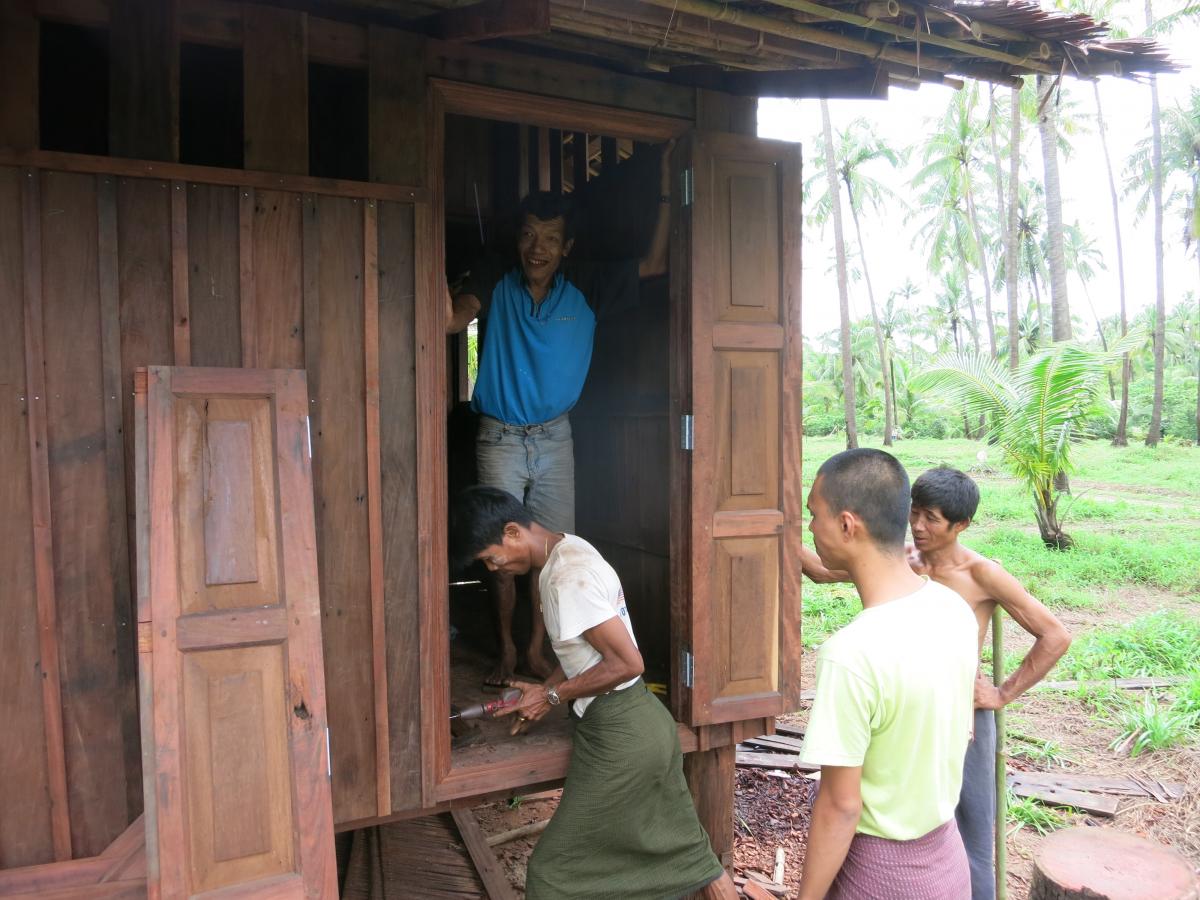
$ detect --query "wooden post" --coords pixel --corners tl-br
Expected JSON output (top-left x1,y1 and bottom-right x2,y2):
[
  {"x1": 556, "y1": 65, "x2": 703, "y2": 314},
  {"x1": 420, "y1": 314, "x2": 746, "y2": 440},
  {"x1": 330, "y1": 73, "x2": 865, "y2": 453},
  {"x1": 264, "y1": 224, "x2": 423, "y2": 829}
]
[
  {"x1": 685, "y1": 744, "x2": 735, "y2": 868},
  {"x1": 369, "y1": 27, "x2": 426, "y2": 186},
  {"x1": 243, "y1": 6, "x2": 308, "y2": 174},
  {"x1": 0, "y1": 0, "x2": 38, "y2": 153},
  {"x1": 109, "y1": 0, "x2": 180, "y2": 161},
  {"x1": 993, "y1": 606, "x2": 1007, "y2": 900}
]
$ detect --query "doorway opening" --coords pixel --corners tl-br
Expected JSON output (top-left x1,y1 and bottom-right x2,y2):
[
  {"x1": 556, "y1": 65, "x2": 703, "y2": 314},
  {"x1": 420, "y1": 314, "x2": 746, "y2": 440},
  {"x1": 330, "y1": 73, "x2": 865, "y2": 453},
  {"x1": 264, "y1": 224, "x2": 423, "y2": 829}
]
[{"x1": 441, "y1": 107, "x2": 679, "y2": 782}]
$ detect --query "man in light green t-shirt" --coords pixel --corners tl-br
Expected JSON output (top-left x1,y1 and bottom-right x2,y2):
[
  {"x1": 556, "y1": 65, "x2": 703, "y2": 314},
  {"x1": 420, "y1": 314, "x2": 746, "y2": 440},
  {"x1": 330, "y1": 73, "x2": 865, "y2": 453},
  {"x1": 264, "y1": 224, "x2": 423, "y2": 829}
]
[{"x1": 798, "y1": 449, "x2": 977, "y2": 900}]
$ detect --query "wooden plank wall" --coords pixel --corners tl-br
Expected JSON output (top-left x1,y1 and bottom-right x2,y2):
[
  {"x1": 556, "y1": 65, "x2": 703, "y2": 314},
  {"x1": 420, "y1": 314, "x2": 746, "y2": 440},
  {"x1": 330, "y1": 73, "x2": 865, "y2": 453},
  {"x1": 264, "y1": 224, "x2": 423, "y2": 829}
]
[{"x1": 0, "y1": 163, "x2": 425, "y2": 866}]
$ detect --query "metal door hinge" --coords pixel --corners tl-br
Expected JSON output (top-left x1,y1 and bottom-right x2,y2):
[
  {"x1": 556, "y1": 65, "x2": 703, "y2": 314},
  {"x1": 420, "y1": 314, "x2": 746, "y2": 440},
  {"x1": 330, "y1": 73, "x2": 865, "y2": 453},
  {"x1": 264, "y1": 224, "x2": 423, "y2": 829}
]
[
  {"x1": 681, "y1": 414, "x2": 694, "y2": 451},
  {"x1": 682, "y1": 649, "x2": 695, "y2": 689},
  {"x1": 680, "y1": 168, "x2": 694, "y2": 207}
]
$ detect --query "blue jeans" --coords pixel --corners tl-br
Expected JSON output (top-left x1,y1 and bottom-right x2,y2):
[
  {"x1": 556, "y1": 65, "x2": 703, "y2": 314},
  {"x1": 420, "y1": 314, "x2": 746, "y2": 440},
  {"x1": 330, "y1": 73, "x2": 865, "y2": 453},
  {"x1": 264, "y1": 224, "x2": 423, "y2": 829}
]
[{"x1": 476, "y1": 413, "x2": 575, "y2": 534}]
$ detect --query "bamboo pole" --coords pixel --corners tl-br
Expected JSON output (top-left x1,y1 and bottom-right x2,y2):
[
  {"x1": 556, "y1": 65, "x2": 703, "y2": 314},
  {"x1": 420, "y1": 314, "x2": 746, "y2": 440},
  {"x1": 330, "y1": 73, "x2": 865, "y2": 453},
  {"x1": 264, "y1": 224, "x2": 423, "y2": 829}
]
[
  {"x1": 993, "y1": 606, "x2": 1008, "y2": 900},
  {"x1": 761, "y1": 0, "x2": 1056, "y2": 74}
]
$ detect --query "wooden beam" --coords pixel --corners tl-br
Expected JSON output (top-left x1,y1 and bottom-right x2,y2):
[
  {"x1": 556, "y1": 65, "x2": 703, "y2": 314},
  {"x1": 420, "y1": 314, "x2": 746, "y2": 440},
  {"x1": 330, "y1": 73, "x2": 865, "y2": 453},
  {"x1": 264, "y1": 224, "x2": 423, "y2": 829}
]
[
  {"x1": 685, "y1": 745, "x2": 735, "y2": 869},
  {"x1": 243, "y1": 6, "x2": 308, "y2": 174},
  {"x1": 1, "y1": 0, "x2": 38, "y2": 152},
  {"x1": 109, "y1": 0, "x2": 180, "y2": 161},
  {"x1": 20, "y1": 170, "x2": 72, "y2": 862},
  {"x1": 450, "y1": 809, "x2": 519, "y2": 900},
  {"x1": 434, "y1": 0, "x2": 549, "y2": 42}
]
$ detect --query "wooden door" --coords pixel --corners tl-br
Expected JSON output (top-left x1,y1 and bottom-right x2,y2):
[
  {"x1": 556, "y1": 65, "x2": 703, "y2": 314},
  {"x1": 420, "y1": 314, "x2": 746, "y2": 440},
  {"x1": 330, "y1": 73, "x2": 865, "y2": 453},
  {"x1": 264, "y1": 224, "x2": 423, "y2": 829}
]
[
  {"x1": 137, "y1": 366, "x2": 337, "y2": 898},
  {"x1": 674, "y1": 133, "x2": 804, "y2": 726}
]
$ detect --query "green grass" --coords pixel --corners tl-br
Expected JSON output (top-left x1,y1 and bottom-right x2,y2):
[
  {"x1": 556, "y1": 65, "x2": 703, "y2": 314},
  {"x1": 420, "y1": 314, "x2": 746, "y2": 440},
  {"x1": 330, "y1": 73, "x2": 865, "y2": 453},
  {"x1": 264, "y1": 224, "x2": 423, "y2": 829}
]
[
  {"x1": 1112, "y1": 698, "x2": 1198, "y2": 757},
  {"x1": 802, "y1": 584, "x2": 861, "y2": 649},
  {"x1": 1006, "y1": 732, "x2": 1074, "y2": 767},
  {"x1": 1006, "y1": 792, "x2": 1072, "y2": 836},
  {"x1": 1055, "y1": 610, "x2": 1200, "y2": 681}
]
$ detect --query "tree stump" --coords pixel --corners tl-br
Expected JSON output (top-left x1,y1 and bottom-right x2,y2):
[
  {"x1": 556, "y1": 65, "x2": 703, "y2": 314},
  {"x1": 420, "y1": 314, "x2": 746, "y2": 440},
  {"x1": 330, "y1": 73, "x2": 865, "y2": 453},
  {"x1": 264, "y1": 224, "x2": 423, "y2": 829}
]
[{"x1": 1030, "y1": 827, "x2": 1198, "y2": 900}]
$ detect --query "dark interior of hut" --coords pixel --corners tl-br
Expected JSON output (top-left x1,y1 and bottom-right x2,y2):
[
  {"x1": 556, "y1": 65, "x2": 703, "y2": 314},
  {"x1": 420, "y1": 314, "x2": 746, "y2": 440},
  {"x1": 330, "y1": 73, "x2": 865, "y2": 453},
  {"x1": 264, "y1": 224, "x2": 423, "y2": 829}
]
[{"x1": 443, "y1": 114, "x2": 676, "y2": 762}]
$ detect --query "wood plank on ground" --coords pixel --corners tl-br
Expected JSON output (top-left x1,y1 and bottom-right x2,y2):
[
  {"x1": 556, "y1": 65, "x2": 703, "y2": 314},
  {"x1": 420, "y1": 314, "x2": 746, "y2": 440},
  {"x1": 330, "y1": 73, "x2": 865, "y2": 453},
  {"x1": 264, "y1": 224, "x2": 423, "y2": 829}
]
[
  {"x1": 1006, "y1": 778, "x2": 1120, "y2": 817},
  {"x1": 1008, "y1": 771, "x2": 1184, "y2": 802},
  {"x1": 740, "y1": 734, "x2": 805, "y2": 754},
  {"x1": 451, "y1": 809, "x2": 518, "y2": 900},
  {"x1": 735, "y1": 752, "x2": 819, "y2": 773}
]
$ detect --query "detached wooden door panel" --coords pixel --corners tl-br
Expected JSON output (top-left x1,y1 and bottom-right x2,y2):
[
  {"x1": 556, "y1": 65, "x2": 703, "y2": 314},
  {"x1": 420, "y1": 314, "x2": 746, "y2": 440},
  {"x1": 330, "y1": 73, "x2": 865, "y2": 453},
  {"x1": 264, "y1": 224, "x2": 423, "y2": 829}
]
[
  {"x1": 137, "y1": 366, "x2": 336, "y2": 898},
  {"x1": 682, "y1": 133, "x2": 803, "y2": 726}
]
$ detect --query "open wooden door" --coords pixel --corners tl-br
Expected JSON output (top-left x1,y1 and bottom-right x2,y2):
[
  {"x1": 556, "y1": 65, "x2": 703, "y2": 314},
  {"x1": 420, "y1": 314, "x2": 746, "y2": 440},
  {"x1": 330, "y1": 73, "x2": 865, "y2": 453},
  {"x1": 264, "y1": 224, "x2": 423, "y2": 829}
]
[
  {"x1": 673, "y1": 132, "x2": 804, "y2": 727},
  {"x1": 136, "y1": 366, "x2": 337, "y2": 898}
]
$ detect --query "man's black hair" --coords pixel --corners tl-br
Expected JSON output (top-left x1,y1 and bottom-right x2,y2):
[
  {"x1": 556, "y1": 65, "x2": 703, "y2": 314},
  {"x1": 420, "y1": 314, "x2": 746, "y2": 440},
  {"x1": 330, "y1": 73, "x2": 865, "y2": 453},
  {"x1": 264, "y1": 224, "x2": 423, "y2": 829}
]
[
  {"x1": 517, "y1": 191, "x2": 576, "y2": 241},
  {"x1": 449, "y1": 486, "x2": 533, "y2": 572},
  {"x1": 815, "y1": 449, "x2": 911, "y2": 551},
  {"x1": 911, "y1": 466, "x2": 980, "y2": 524}
]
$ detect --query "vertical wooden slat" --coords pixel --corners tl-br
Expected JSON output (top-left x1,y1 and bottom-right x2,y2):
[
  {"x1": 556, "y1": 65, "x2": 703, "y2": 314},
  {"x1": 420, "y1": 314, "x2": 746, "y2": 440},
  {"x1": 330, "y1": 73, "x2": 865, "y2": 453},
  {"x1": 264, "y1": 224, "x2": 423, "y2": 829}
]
[
  {"x1": 186, "y1": 184, "x2": 241, "y2": 368},
  {"x1": 170, "y1": 180, "x2": 190, "y2": 364},
  {"x1": 239, "y1": 187, "x2": 257, "y2": 367},
  {"x1": 548, "y1": 128, "x2": 563, "y2": 194},
  {"x1": 100, "y1": 176, "x2": 141, "y2": 823},
  {"x1": 243, "y1": 6, "x2": 308, "y2": 175},
  {"x1": 109, "y1": 0, "x2": 179, "y2": 161},
  {"x1": 517, "y1": 126, "x2": 530, "y2": 200},
  {"x1": 21, "y1": 169, "x2": 72, "y2": 862},
  {"x1": 0, "y1": 0, "x2": 38, "y2": 153},
  {"x1": 250, "y1": 191, "x2": 304, "y2": 369},
  {"x1": 537, "y1": 127, "x2": 551, "y2": 192},
  {"x1": 363, "y1": 199, "x2": 390, "y2": 816},
  {"x1": 419, "y1": 85, "x2": 449, "y2": 806},
  {"x1": 572, "y1": 131, "x2": 587, "y2": 192}
]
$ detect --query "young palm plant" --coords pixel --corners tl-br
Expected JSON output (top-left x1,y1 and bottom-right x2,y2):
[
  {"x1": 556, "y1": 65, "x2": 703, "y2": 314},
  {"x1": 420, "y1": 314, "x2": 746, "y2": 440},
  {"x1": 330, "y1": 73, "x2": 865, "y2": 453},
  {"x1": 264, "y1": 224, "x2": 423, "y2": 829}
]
[{"x1": 913, "y1": 335, "x2": 1140, "y2": 549}]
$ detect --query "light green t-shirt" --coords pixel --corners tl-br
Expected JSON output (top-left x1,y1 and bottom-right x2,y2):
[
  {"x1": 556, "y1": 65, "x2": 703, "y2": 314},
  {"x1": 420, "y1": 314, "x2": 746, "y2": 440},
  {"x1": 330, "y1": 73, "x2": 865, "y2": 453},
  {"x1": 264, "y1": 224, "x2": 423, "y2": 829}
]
[{"x1": 799, "y1": 578, "x2": 978, "y2": 841}]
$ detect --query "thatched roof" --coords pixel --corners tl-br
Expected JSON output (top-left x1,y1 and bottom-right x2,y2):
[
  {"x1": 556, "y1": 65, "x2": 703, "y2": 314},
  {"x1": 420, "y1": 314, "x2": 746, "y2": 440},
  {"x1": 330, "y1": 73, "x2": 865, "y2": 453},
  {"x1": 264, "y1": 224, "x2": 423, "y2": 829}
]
[{"x1": 353, "y1": 0, "x2": 1180, "y2": 94}]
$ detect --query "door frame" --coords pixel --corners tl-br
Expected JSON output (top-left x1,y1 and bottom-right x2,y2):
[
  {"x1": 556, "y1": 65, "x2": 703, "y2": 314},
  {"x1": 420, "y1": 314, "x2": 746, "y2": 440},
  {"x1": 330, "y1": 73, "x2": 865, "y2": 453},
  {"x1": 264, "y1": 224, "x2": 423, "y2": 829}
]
[{"x1": 422, "y1": 79, "x2": 690, "y2": 805}]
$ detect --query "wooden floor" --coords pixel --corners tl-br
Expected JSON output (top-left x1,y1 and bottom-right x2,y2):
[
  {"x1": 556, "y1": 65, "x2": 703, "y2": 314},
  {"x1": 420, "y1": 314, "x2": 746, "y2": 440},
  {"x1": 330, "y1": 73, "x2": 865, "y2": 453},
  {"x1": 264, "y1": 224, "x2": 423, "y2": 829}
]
[{"x1": 340, "y1": 813, "x2": 489, "y2": 899}]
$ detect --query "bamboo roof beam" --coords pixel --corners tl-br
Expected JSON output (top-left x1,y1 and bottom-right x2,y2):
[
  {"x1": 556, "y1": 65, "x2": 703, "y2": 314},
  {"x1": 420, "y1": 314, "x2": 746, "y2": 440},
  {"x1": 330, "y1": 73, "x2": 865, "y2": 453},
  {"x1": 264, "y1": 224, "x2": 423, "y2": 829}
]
[
  {"x1": 760, "y1": 0, "x2": 1056, "y2": 74},
  {"x1": 553, "y1": 0, "x2": 854, "y2": 67},
  {"x1": 638, "y1": 0, "x2": 969, "y2": 79}
]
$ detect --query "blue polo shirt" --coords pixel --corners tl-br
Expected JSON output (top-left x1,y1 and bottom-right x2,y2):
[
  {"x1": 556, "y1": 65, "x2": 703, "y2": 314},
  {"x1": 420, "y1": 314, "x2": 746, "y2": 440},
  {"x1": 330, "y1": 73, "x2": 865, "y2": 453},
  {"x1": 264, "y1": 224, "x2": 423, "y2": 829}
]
[{"x1": 462, "y1": 258, "x2": 639, "y2": 426}]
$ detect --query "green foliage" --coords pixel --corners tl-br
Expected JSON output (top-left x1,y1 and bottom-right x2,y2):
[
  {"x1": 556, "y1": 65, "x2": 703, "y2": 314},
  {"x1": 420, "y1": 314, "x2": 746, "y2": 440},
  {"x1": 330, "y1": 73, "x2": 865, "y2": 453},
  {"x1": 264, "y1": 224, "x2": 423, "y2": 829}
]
[
  {"x1": 801, "y1": 583, "x2": 861, "y2": 649},
  {"x1": 1007, "y1": 732, "x2": 1073, "y2": 767},
  {"x1": 1112, "y1": 698, "x2": 1197, "y2": 757},
  {"x1": 1006, "y1": 792, "x2": 1071, "y2": 836},
  {"x1": 1170, "y1": 673, "x2": 1200, "y2": 722},
  {"x1": 1056, "y1": 611, "x2": 1200, "y2": 681}
]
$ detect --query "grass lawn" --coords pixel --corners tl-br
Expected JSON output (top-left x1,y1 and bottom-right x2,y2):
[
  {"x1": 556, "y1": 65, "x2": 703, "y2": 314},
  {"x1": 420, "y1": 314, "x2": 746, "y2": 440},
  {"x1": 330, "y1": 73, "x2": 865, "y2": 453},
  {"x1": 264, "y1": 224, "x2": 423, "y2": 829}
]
[{"x1": 795, "y1": 435, "x2": 1200, "y2": 884}]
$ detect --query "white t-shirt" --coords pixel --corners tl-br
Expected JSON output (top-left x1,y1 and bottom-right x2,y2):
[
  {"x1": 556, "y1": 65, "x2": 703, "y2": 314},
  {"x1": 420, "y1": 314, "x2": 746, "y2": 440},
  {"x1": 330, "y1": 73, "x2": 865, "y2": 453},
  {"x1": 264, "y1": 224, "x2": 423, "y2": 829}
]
[
  {"x1": 799, "y1": 578, "x2": 978, "y2": 840},
  {"x1": 538, "y1": 535, "x2": 639, "y2": 716}
]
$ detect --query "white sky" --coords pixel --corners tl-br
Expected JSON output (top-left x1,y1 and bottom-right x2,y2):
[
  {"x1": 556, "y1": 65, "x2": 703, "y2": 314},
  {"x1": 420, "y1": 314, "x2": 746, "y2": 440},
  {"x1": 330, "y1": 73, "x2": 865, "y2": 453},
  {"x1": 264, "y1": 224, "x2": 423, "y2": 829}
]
[{"x1": 756, "y1": 12, "x2": 1199, "y2": 341}]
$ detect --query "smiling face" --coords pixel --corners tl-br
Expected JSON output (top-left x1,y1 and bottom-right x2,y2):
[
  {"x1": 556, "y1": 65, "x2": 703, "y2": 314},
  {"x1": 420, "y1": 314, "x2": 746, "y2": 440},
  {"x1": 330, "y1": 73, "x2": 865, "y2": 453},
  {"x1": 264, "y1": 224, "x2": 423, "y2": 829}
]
[
  {"x1": 517, "y1": 214, "x2": 573, "y2": 288},
  {"x1": 474, "y1": 522, "x2": 533, "y2": 577},
  {"x1": 909, "y1": 503, "x2": 969, "y2": 552}
]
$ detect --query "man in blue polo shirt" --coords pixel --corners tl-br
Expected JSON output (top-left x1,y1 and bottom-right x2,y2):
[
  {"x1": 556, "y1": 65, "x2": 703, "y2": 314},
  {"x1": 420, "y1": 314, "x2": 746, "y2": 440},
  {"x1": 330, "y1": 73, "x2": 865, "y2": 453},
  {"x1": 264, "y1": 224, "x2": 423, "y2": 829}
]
[{"x1": 447, "y1": 150, "x2": 671, "y2": 686}]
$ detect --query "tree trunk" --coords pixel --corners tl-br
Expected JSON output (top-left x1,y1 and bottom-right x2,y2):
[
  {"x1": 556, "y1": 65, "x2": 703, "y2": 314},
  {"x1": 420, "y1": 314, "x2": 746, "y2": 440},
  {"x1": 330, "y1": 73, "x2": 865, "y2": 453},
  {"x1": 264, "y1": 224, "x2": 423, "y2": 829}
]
[
  {"x1": 1030, "y1": 827, "x2": 1198, "y2": 900},
  {"x1": 1034, "y1": 483, "x2": 1073, "y2": 550},
  {"x1": 1007, "y1": 86, "x2": 1022, "y2": 371},
  {"x1": 1145, "y1": 0, "x2": 1166, "y2": 447},
  {"x1": 1037, "y1": 74, "x2": 1073, "y2": 343},
  {"x1": 845, "y1": 181, "x2": 895, "y2": 445},
  {"x1": 988, "y1": 87, "x2": 1017, "y2": 369},
  {"x1": 1080, "y1": 285, "x2": 1115, "y2": 400},
  {"x1": 1095, "y1": 81, "x2": 1131, "y2": 445},
  {"x1": 821, "y1": 99, "x2": 858, "y2": 449},
  {"x1": 964, "y1": 177, "x2": 998, "y2": 359},
  {"x1": 955, "y1": 230, "x2": 983, "y2": 356}
]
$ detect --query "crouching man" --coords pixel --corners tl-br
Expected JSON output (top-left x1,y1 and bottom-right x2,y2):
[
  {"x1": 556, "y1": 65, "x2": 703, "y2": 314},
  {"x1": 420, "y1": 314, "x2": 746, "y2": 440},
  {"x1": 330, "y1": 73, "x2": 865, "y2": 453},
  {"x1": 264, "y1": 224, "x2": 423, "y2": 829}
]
[
  {"x1": 450, "y1": 486, "x2": 736, "y2": 900},
  {"x1": 798, "y1": 450, "x2": 978, "y2": 900}
]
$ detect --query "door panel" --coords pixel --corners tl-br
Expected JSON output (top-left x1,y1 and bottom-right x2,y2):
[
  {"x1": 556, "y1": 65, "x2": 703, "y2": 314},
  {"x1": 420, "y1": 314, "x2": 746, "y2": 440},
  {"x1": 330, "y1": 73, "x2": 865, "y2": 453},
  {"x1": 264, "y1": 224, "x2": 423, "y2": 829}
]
[
  {"x1": 681, "y1": 133, "x2": 803, "y2": 726},
  {"x1": 137, "y1": 366, "x2": 337, "y2": 898}
]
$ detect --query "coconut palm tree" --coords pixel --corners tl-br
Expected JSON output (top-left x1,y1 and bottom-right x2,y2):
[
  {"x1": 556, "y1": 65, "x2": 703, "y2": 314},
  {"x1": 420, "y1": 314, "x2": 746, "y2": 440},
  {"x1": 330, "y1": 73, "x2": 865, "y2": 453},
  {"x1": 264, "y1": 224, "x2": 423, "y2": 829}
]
[
  {"x1": 807, "y1": 118, "x2": 903, "y2": 444},
  {"x1": 1036, "y1": 75, "x2": 1074, "y2": 342},
  {"x1": 1063, "y1": 223, "x2": 1117, "y2": 399},
  {"x1": 912, "y1": 335, "x2": 1141, "y2": 548},
  {"x1": 914, "y1": 88, "x2": 995, "y2": 358},
  {"x1": 817, "y1": 99, "x2": 858, "y2": 449},
  {"x1": 1145, "y1": 0, "x2": 1167, "y2": 447}
]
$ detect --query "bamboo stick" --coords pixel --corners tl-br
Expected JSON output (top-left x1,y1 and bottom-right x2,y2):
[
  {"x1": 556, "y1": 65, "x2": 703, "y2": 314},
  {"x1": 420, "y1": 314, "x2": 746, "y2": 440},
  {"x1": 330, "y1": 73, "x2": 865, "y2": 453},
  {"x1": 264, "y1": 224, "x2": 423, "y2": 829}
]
[
  {"x1": 485, "y1": 817, "x2": 551, "y2": 847},
  {"x1": 993, "y1": 606, "x2": 1008, "y2": 900},
  {"x1": 761, "y1": 0, "x2": 1055, "y2": 74}
]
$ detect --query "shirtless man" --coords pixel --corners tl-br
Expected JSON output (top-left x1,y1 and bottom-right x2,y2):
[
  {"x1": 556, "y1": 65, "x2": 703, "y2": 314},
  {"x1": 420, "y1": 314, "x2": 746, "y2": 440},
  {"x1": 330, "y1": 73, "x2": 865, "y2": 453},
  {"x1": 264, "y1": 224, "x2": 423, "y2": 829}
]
[{"x1": 907, "y1": 466, "x2": 1072, "y2": 900}]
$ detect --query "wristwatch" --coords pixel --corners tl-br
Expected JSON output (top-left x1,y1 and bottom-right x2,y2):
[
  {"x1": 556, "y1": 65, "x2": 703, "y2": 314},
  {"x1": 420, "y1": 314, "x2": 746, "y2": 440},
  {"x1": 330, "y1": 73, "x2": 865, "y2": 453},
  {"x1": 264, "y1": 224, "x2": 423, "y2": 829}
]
[{"x1": 545, "y1": 685, "x2": 562, "y2": 706}]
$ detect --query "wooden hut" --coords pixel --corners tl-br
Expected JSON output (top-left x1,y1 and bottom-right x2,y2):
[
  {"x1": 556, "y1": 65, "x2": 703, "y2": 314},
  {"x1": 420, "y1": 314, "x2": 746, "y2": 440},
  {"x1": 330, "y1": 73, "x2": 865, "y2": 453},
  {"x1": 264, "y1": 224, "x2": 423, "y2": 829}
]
[{"x1": 0, "y1": 0, "x2": 1173, "y2": 895}]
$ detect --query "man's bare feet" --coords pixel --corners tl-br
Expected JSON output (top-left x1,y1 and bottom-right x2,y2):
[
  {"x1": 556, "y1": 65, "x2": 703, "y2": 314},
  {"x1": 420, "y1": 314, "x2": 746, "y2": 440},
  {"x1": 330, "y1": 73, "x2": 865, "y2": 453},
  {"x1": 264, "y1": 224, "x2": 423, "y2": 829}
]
[
  {"x1": 526, "y1": 648, "x2": 555, "y2": 680},
  {"x1": 485, "y1": 641, "x2": 518, "y2": 689}
]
